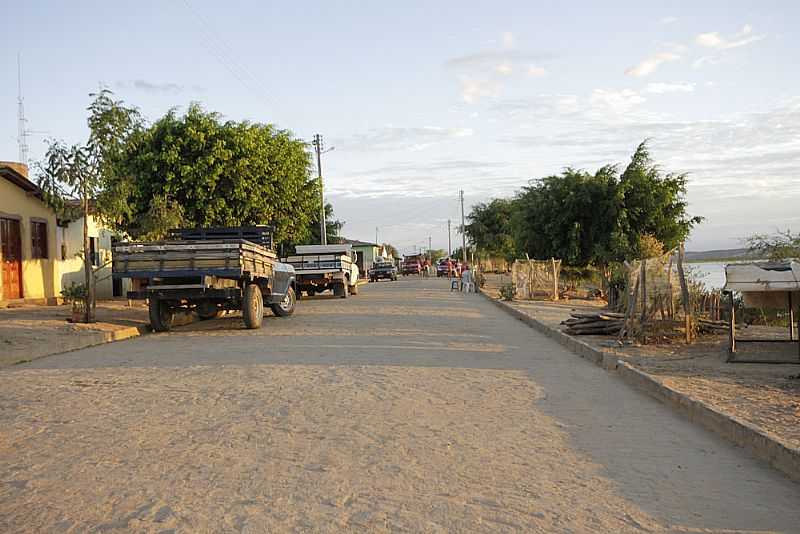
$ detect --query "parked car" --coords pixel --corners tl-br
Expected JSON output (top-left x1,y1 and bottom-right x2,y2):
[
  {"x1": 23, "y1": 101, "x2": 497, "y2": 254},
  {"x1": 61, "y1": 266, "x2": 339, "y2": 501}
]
[
  {"x1": 436, "y1": 257, "x2": 461, "y2": 277},
  {"x1": 401, "y1": 254, "x2": 423, "y2": 275},
  {"x1": 282, "y1": 244, "x2": 360, "y2": 298},
  {"x1": 369, "y1": 260, "x2": 398, "y2": 282}
]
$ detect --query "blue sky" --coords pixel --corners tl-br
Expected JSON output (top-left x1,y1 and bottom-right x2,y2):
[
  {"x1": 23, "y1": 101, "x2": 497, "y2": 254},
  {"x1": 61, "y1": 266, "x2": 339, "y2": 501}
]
[{"x1": 2, "y1": 0, "x2": 798, "y2": 254}]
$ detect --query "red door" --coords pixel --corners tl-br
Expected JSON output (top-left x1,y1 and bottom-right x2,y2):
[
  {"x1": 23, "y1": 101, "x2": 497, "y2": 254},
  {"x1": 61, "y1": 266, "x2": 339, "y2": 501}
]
[{"x1": 1, "y1": 218, "x2": 23, "y2": 300}]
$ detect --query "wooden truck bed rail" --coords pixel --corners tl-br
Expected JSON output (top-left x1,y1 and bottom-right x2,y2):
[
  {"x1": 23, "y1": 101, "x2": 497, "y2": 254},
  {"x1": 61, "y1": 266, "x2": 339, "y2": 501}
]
[{"x1": 112, "y1": 239, "x2": 276, "y2": 280}]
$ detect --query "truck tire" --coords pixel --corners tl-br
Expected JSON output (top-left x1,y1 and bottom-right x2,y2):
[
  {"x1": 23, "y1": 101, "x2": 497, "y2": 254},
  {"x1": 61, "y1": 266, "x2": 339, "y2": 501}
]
[
  {"x1": 270, "y1": 286, "x2": 296, "y2": 317},
  {"x1": 149, "y1": 299, "x2": 174, "y2": 332},
  {"x1": 334, "y1": 282, "x2": 348, "y2": 299},
  {"x1": 349, "y1": 282, "x2": 359, "y2": 295},
  {"x1": 242, "y1": 283, "x2": 264, "y2": 329}
]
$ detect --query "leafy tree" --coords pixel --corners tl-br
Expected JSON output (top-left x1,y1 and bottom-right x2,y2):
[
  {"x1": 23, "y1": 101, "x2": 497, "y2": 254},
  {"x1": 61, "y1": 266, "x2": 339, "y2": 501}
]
[
  {"x1": 381, "y1": 243, "x2": 399, "y2": 259},
  {"x1": 746, "y1": 229, "x2": 800, "y2": 261},
  {"x1": 512, "y1": 166, "x2": 619, "y2": 266},
  {"x1": 303, "y1": 202, "x2": 344, "y2": 245},
  {"x1": 119, "y1": 104, "x2": 319, "y2": 244},
  {"x1": 37, "y1": 91, "x2": 141, "y2": 322},
  {"x1": 465, "y1": 198, "x2": 517, "y2": 261},
  {"x1": 616, "y1": 141, "x2": 702, "y2": 259}
]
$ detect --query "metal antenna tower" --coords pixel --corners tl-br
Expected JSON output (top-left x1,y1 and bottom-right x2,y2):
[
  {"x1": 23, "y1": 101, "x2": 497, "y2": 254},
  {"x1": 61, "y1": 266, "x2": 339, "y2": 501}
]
[{"x1": 17, "y1": 53, "x2": 30, "y2": 166}]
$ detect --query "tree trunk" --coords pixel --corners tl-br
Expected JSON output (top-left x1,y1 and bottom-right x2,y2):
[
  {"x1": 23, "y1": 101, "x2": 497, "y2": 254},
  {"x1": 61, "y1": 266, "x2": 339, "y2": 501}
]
[
  {"x1": 83, "y1": 191, "x2": 95, "y2": 323},
  {"x1": 676, "y1": 242, "x2": 692, "y2": 342}
]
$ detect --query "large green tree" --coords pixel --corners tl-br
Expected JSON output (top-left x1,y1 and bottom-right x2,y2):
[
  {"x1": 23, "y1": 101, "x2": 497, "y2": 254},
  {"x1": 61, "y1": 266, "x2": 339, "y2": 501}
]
[
  {"x1": 465, "y1": 198, "x2": 517, "y2": 261},
  {"x1": 119, "y1": 104, "x2": 320, "y2": 244}
]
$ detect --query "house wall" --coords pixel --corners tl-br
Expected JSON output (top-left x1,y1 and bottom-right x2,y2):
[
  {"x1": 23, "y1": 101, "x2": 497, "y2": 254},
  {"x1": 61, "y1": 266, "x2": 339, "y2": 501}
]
[
  {"x1": 58, "y1": 215, "x2": 125, "y2": 299},
  {"x1": 353, "y1": 245, "x2": 380, "y2": 275},
  {"x1": 0, "y1": 178, "x2": 60, "y2": 303}
]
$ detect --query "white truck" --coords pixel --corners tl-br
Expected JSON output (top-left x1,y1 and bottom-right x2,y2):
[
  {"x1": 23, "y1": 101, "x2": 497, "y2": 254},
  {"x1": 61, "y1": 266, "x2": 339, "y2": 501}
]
[{"x1": 282, "y1": 244, "x2": 360, "y2": 298}]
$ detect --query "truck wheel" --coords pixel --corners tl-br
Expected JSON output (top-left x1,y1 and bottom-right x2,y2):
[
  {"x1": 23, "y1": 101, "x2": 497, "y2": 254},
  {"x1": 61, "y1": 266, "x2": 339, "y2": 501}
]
[
  {"x1": 349, "y1": 282, "x2": 359, "y2": 295},
  {"x1": 242, "y1": 283, "x2": 264, "y2": 329},
  {"x1": 333, "y1": 282, "x2": 348, "y2": 299},
  {"x1": 270, "y1": 286, "x2": 296, "y2": 317},
  {"x1": 149, "y1": 299, "x2": 174, "y2": 332}
]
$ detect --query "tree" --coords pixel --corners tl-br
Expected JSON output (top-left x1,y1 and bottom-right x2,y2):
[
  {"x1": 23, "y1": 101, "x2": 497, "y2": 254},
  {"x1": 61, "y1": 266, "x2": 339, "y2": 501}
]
[
  {"x1": 511, "y1": 166, "x2": 619, "y2": 266},
  {"x1": 381, "y1": 243, "x2": 399, "y2": 259},
  {"x1": 37, "y1": 91, "x2": 141, "y2": 322},
  {"x1": 465, "y1": 198, "x2": 517, "y2": 261},
  {"x1": 746, "y1": 229, "x2": 800, "y2": 261},
  {"x1": 616, "y1": 141, "x2": 702, "y2": 259},
  {"x1": 118, "y1": 104, "x2": 319, "y2": 244},
  {"x1": 303, "y1": 202, "x2": 344, "y2": 245}
]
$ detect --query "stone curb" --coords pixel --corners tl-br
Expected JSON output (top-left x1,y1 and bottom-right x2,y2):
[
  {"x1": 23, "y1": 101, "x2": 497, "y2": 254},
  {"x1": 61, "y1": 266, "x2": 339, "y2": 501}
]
[
  {"x1": 481, "y1": 292, "x2": 800, "y2": 483},
  {"x1": 10, "y1": 325, "x2": 149, "y2": 367}
]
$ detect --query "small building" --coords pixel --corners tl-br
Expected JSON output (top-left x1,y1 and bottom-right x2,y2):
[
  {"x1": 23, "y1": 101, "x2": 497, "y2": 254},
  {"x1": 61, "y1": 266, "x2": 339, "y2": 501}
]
[
  {"x1": 57, "y1": 204, "x2": 128, "y2": 299},
  {"x1": 338, "y1": 238, "x2": 380, "y2": 277},
  {"x1": 0, "y1": 162, "x2": 60, "y2": 304}
]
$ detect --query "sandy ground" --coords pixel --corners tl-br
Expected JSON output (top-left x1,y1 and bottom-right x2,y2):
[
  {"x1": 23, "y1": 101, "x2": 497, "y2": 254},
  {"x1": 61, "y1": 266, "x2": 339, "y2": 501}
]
[
  {"x1": 1, "y1": 279, "x2": 799, "y2": 532},
  {"x1": 483, "y1": 273, "x2": 800, "y2": 451},
  {"x1": 0, "y1": 301, "x2": 149, "y2": 367}
]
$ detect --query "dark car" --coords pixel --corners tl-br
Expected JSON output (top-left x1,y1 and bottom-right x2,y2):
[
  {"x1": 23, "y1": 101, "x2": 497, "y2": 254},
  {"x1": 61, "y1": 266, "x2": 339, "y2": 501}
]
[{"x1": 369, "y1": 260, "x2": 398, "y2": 282}]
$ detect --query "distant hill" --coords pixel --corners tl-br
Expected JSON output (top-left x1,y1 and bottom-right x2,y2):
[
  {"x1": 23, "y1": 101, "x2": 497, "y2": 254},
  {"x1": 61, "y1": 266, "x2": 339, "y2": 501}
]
[{"x1": 684, "y1": 248, "x2": 762, "y2": 262}]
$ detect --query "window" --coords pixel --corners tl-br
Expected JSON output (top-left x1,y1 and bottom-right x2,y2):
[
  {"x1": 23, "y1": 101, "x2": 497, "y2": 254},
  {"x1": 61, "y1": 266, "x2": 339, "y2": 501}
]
[
  {"x1": 89, "y1": 237, "x2": 100, "y2": 267},
  {"x1": 31, "y1": 220, "x2": 48, "y2": 259}
]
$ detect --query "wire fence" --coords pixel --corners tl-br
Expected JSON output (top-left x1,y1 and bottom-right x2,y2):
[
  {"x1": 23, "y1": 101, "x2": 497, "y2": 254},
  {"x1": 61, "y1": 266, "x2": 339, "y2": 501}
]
[{"x1": 511, "y1": 258, "x2": 561, "y2": 300}]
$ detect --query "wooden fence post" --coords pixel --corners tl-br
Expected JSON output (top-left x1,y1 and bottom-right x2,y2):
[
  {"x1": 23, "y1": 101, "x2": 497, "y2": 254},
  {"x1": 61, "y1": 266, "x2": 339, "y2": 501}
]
[
  {"x1": 676, "y1": 242, "x2": 692, "y2": 343},
  {"x1": 551, "y1": 257, "x2": 559, "y2": 301}
]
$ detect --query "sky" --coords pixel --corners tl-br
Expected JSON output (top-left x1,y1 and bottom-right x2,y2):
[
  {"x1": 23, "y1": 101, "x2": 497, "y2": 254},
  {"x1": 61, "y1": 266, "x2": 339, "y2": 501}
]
[{"x1": 2, "y1": 0, "x2": 799, "y2": 255}]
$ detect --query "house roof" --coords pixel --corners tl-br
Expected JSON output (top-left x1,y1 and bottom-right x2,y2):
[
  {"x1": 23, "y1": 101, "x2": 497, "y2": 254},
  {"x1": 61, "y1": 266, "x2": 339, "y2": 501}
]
[
  {"x1": 338, "y1": 238, "x2": 378, "y2": 247},
  {"x1": 0, "y1": 162, "x2": 40, "y2": 195}
]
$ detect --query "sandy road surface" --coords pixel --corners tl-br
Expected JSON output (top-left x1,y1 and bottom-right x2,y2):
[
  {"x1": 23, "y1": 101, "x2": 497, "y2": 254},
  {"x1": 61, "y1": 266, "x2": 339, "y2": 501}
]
[{"x1": 1, "y1": 278, "x2": 798, "y2": 532}]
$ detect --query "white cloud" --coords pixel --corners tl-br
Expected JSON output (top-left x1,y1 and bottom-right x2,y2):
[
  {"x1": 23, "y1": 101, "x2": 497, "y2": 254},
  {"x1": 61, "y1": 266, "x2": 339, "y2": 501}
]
[
  {"x1": 502, "y1": 31, "x2": 514, "y2": 49},
  {"x1": 695, "y1": 25, "x2": 764, "y2": 50},
  {"x1": 347, "y1": 126, "x2": 474, "y2": 152},
  {"x1": 460, "y1": 77, "x2": 501, "y2": 103},
  {"x1": 625, "y1": 52, "x2": 680, "y2": 77},
  {"x1": 644, "y1": 82, "x2": 695, "y2": 94},
  {"x1": 527, "y1": 66, "x2": 547, "y2": 77},
  {"x1": 589, "y1": 89, "x2": 647, "y2": 115},
  {"x1": 495, "y1": 62, "x2": 514, "y2": 75},
  {"x1": 659, "y1": 16, "x2": 678, "y2": 25}
]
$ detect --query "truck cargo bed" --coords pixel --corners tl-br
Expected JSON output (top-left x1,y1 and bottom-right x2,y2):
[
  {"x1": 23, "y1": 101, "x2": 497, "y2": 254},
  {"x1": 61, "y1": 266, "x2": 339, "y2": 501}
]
[{"x1": 113, "y1": 239, "x2": 276, "y2": 280}]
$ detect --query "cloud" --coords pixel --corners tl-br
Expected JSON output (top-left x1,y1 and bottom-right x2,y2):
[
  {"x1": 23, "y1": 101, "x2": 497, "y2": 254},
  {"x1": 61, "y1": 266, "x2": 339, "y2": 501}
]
[
  {"x1": 644, "y1": 82, "x2": 695, "y2": 94},
  {"x1": 625, "y1": 52, "x2": 680, "y2": 77},
  {"x1": 445, "y1": 50, "x2": 553, "y2": 71},
  {"x1": 115, "y1": 80, "x2": 190, "y2": 94},
  {"x1": 346, "y1": 126, "x2": 474, "y2": 152},
  {"x1": 695, "y1": 25, "x2": 764, "y2": 50},
  {"x1": 527, "y1": 66, "x2": 547, "y2": 77},
  {"x1": 502, "y1": 31, "x2": 514, "y2": 49},
  {"x1": 494, "y1": 62, "x2": 514, "y2": 75},
  {"x1": 659, "y1": 16, "x2": 678, "y2": 25},
  {"x1": 460, "y1": 77, "x2": 502, "y2": 103},
  {"x1": 589, "y1": 89, "x2": 647, "y2": 115}
]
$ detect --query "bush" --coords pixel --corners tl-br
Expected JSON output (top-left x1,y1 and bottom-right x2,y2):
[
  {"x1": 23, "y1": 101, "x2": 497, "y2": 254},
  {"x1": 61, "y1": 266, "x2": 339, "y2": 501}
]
[{"x1": 499, "y1": 283, "x2": 515, "y2": 301}]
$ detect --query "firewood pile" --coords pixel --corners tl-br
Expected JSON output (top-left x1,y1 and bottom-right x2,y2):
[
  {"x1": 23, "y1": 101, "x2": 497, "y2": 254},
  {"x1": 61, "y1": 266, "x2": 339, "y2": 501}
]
[
  {"x1": 561, "y1": 312, "x2": 625, "y2": 335},
  {"x1": 697, "y1": 318, "x2": 731, "y2": 334}
]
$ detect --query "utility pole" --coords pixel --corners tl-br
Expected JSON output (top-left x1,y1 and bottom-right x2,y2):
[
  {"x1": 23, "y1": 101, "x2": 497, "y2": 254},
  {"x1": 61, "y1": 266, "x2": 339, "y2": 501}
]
[
  {"x1": 312, "y1": 134, "x2": 327, "y2": 245},
  {"x1": 375, "y1": 227, "x2": 379, "y2": 246},
  {"x1": 460, "y1": 190, "x2": 467, "y2": 265},
  {"x1": 447, "y1": 219, "x2": 452, "y2": 258},
  {"x1": 428, "y1": 236, "x2": 432, "y2": 261}
]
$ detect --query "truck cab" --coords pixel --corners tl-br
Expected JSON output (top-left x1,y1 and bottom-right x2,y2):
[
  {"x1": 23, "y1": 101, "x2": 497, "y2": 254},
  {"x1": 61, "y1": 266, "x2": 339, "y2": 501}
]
[{"x1": 283, "y1": 244, "x2": 360, "y2": 298}]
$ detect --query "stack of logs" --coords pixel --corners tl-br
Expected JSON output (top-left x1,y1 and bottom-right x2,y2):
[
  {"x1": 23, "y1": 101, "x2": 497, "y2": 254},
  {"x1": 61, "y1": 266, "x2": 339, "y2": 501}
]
[
  {"x1": 697, "y1": 318, "x2": 732, "y2": 334},
  {"x1": 561, "y1": 312, "x2": 625, "y2": 335}
]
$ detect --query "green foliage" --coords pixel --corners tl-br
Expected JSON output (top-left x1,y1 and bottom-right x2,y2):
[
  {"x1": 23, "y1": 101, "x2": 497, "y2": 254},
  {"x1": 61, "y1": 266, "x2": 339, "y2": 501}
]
[
  {"x1": 499, "y1": 283, "x2": 515, "y2": 301},
  {"x1": 465, "y1": 198, "x2": 517, "y2": 261},
  {"x1": 381, "y1": 243, "x2": 400, "y2": 258},
  {"x1": 428, "y1": 249, "x2": 447, "y2": 262},
  {"x1": 510, "y1": 141, "x2": 701, "y2": 267},
  {"x1": 616, "y1": 141, "x2": 702, "y2": 259},
  {"x1": 745, "y1": 229, "x2": 800, "y2": 261},
  {"x1": 512, "y1": 166, "x2": 619, "y2": 266},
  {"x1": 300, "y1": 202, "x2": 344, "y2": 246},
  {"x1": 116, "y1": 104, "x2": 319, "y2": 244}
]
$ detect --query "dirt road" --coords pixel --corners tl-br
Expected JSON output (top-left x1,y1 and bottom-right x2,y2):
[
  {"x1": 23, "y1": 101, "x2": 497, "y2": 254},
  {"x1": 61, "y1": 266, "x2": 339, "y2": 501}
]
[{"x1": 1, "y1": 278, "x2": 798, "y2": 532}]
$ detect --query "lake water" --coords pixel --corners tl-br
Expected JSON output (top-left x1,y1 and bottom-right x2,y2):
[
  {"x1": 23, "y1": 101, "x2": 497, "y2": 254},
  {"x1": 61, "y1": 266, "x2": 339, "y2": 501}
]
[{"x1": 685, "y1": 262, "x2": 727, "y2": 290}]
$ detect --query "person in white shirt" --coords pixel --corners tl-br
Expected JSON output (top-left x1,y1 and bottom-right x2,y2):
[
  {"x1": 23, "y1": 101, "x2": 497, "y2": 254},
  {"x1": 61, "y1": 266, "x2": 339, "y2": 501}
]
[{"x1": 461, "y1": 265, "x2": 474, "y2": 292}]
